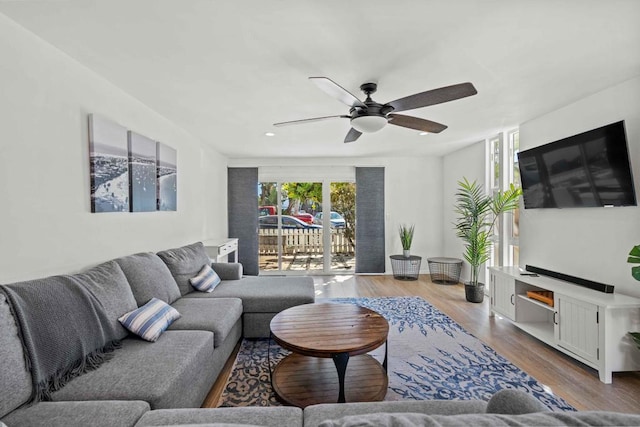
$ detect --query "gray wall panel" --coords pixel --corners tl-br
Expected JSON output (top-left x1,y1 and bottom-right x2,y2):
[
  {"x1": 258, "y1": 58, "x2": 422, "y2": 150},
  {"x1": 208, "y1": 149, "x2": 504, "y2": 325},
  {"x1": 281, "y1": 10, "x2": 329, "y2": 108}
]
[
  {"x1": 228, "y1": 168, "x2": 259, "y2": 275},
  {"x1": 355, "y1": 167, "x2": 385, "y2": 273}
]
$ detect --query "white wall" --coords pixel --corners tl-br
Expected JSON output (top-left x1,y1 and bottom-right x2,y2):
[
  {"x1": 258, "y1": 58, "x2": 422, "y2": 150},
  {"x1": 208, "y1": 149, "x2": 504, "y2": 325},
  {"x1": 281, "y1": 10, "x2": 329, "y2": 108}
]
[
  {"x1": 229, "y1": 156, "x2": 443, "y2": 273},
  {"x1": 442, "y1": 142, "x2": 487, "y2": 283},
  {"x1": 0, "y1": 14, "x2": 228, "y2": 282},
  {"x1": 519, "y1": 76, "x2": 640, "y2": 298}
]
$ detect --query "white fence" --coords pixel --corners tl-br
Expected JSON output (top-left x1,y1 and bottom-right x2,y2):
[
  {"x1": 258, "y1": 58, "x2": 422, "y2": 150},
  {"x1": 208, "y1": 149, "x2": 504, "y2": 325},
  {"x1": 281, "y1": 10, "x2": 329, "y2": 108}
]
[{"x1": 259, "y1": 228, "x2": 354, "y2": 255}]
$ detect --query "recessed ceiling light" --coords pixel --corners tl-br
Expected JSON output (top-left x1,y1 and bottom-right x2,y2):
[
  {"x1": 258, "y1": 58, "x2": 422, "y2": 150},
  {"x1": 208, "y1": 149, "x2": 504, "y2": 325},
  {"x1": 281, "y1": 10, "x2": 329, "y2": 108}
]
[
  {"x1": 264, "y1": 132, "x2": 275, "y2": 137},
  {"x1": 419, "y1": 132, "x2": 429, "y2": 136}
]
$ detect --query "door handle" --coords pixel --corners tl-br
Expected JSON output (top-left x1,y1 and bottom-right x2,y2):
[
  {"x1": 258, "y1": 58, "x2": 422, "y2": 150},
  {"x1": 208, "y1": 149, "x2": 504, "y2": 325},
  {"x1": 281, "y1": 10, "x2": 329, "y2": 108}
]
[
  {"x1": 553, "y1": 312, "x2": 558, "y2": 325},
  {"x1": 510, "y1": 294, "x2": 515, "y2": 305}
]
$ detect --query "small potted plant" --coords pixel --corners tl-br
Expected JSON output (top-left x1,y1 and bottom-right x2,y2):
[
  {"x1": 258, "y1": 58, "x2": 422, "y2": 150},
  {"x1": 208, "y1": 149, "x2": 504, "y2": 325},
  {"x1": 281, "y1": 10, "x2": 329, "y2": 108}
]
[
  {"x1": 399, "y1": 224, "x2": 415, "y2": 258},
  {"x1": 454, "y1": 178, "x2": 521, "y2": 303},
  {"x1": 627, "y1": 244, "x2": 640, "y2": 348}
]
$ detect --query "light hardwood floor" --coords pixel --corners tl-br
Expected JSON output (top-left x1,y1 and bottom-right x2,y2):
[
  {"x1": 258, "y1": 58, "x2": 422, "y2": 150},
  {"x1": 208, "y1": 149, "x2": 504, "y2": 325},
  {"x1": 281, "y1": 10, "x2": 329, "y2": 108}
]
[{"x1": 203, "y1": 274, "x2": 640, "y2": 413}]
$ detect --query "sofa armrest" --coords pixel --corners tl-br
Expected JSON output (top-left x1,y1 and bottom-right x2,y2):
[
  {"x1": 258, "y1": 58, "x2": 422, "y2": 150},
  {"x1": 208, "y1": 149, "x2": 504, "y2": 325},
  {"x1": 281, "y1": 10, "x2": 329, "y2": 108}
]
[
  {"x1": 211, "y1": 262, "x2": 243, "y2": 280},
  {"x1": 486, "y1": 389, "x2": 547, "y2": 414}
]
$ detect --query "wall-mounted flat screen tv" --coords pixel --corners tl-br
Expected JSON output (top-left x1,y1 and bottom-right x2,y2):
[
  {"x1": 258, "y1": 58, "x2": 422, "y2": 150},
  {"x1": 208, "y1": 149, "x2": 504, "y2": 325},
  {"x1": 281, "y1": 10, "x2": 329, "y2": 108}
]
[{"x1": 518, "y1": 121, "x2": 637, "y2": 209}]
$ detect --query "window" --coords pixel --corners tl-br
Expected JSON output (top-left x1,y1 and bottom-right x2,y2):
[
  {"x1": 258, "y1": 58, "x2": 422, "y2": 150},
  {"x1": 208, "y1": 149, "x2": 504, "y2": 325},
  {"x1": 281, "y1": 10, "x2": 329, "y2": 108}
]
[
  {"x1": 488, "y1": 134, "x2": 503, "y2": 267},
  {"x1": 507, "y1": 131, "x2": 520, "y2": 266},
  {"x1": 488, "y1": 129, "x2": 520, "y2": 269}
]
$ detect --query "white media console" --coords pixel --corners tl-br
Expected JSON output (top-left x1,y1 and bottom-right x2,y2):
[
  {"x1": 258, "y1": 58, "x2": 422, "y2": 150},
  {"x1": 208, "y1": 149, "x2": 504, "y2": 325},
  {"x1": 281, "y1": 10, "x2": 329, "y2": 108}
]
[{"x1": 489, "y1": 266, "x2": 640, "y2": 383}]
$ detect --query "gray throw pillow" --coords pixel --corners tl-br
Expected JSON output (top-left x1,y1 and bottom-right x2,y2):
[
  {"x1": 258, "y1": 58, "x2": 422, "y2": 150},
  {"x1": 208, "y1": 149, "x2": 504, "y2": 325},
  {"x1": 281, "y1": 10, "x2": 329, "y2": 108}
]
[
  {"x1": 157, "y1": 242, "x2": 211, "y2": 296},
  {"x1": 115, "y1": 252, "x2": 181, "y2": 305},
  {"x1": 72, "y1": 260, "x2": 137, "y2": 340}
]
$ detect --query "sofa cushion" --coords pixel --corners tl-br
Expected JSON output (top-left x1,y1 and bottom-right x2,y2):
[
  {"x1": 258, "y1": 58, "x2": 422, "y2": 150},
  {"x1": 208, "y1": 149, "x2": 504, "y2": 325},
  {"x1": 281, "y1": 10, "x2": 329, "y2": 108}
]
[
  {"x1": 183, "y1": 276, "x2": 314, "y2": 313},
  {"x1": 0, "y1": 293, "x2": 31, "y2": 419},
  {"x1": 151, "y1": 424, "x2": 262, "y2": 427},
  {"x1": 73, "y1": 260, "x2": 137, "y2": 340},
  {"x1": 211, "y1": 262, "x2": 243, "y2": 280},
  {"x1": 190, "y1": 264, "x2": 221, "y2": 292},
  {"x1": 157, "y1": 242, "x2": 211, "y2": 296},
  {"x1": 486, "y1": 389, "x2": 547, "y2": 414},
  {"x1": 303, "y1": 400, "x2": 488, "y2": 427},
  {"x1": 115, "y1": 252, "x2": 181, "y2": 305},
  {"x1": 168, "y1": 298, "x2": 242, "y2": 347},
  {"x1": 51, "y1": 330, "x2": 215, "y2": 409},
  {"x1": 119, "y1": 298, "x2": 181, "y2": 342},
  {"x1": 135, "y1": 406, "x2": 303, "y2": 427},
  {"x1": 1, "y1": 400, "x2": 149, "y2": 427},
  {"x1": 316, "y1": 411, "x2": 640, "y2": 427}
]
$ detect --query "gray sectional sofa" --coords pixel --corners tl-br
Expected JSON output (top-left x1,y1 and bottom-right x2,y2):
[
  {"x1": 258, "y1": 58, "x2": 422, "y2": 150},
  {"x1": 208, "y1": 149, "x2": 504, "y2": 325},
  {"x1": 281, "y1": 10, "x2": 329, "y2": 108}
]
[
  {"x1": 2, "y1": 241, "x2": 639, "y2": 427},
  {"x1": 0, "y1": 241, "x2": 314, "y2": 426}
]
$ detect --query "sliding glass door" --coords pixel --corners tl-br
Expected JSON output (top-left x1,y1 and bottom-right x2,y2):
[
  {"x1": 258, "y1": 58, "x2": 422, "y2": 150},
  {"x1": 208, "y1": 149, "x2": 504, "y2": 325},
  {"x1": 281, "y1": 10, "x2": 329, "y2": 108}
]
[
  {"x1": 328, "y1": 182, "x2": 356, "y2": 272},
  {"x1": 258, "y1": 181, "x2": 324, "y2": 273},
  {"x1": 258, "y1": 179, "x2": 355, "y2": 274}
]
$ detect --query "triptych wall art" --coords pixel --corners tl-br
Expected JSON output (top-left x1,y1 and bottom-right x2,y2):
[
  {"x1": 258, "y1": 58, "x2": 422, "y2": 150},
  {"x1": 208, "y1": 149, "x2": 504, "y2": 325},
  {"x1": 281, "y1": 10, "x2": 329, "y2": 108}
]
[{"x1": 89, "y1": 114, "x2": 177, "y2": 213}]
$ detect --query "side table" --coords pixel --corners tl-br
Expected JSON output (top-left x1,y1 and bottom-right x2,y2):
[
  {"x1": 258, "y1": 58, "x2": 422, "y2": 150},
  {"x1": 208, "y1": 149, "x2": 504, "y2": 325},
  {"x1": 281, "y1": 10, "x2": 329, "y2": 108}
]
[
  {"x1": 202, "y1": 238, "x2": 239, "y2": 263},
  {"x1": 389, "y1": 255, "x2": 421, "y2": 281},
  {"x1": 427, "y1": 257, "x2": 463, "y2": 284}
]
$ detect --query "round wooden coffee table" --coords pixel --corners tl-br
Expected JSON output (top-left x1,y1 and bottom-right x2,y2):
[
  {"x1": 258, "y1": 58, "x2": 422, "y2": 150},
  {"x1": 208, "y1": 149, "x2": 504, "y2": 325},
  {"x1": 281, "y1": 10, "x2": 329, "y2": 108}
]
[{"x1": 270, "y1": 303, "x2": 389, "y2": 408}]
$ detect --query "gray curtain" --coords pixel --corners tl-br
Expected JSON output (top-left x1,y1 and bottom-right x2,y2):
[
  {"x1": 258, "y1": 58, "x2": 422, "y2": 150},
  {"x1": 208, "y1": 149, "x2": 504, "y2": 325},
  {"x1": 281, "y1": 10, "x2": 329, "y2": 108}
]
[
  {"x1": 355, "y1": 167, "x2": 385, "y2": 273},
  {"x1": 227, "y1": 168, "x2": 259, "y2": 275}
]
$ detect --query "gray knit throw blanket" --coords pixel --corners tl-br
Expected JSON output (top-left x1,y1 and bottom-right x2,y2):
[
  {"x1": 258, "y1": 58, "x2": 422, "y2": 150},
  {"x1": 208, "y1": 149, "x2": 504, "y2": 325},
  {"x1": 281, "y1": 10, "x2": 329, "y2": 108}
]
[{"x1": 0, "y1": 276, "x2": 122, "y2": 403}]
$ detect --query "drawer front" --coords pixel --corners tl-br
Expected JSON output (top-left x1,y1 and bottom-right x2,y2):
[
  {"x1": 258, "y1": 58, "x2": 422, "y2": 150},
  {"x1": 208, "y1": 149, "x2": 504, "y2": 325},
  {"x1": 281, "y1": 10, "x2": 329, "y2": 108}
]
[
  {"x1": 220, "y1": 241, "x2": 237, "y2": 255},
  {"x1": 214, "y1": 240, "x2": 238, "y2": 256},
  {"x1": 203, "y1": 239, "x2": 237, "y2": 258}
]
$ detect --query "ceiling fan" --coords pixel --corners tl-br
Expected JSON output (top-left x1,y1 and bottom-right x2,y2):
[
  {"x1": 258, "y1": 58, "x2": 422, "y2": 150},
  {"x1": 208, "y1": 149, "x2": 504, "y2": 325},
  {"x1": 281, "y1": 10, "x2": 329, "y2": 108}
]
[{"x1": 274, "y1": 77, "x2": 477, "y2": 143}]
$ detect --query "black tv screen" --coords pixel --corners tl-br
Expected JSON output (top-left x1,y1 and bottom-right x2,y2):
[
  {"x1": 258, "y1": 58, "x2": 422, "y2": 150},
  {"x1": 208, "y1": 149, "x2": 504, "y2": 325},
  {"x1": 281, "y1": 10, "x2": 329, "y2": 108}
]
[{"x1": 518, "y1": 121, "x2": 637, "y2": 209}]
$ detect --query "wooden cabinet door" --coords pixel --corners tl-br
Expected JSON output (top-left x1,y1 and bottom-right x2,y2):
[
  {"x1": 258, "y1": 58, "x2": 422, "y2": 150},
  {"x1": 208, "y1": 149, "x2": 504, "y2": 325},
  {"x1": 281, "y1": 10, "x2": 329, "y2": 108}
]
[
  {"x1": 555, "y1": 294, "x2": 599, "y2": 363},
  {"x1": 490, "y1": 272, "x2": 515, "y2": 320}
]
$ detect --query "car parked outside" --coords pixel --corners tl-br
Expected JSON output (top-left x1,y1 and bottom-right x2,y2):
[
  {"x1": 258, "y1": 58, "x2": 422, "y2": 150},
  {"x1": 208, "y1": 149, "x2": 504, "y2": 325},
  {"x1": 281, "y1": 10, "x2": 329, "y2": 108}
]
[
  {"x1": 313, "y1": 211, "x2": 346, "y2": 228},
  {"x1": 258, "y1": 206, "x2": 276, "y2": 216},
  {"x1": 293, "y1": 211, "x2": 314, "y2": 224},
  {"x1": 259, "y1": 215, "x2": 322, "y2": 229}
]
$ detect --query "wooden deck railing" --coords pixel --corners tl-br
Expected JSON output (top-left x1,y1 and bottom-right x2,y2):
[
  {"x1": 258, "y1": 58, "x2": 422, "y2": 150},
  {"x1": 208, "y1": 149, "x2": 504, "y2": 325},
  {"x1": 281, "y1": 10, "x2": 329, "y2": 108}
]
[{"x1": 259, "y1": 228, "x2": 354, "y2": 255}]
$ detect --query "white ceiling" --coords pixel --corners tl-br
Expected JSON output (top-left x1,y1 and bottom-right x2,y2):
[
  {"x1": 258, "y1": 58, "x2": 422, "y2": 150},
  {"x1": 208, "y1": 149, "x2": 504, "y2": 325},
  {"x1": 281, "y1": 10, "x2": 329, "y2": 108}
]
[{"x1": 1, "y1": 0, "x2": 639, "y2": 158}]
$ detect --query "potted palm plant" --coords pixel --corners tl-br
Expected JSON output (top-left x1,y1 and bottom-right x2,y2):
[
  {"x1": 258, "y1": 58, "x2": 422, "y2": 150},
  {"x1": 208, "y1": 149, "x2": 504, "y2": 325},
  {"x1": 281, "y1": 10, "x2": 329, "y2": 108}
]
[
  {"x1": 399, "y1": 224, "x2": 415, "y2": 258},
  {"x1": 454, "y1": 178, "x2": 522, "y2": 303},
  {"x1": 628, "y1": 245, "x2": 640, "y2": 348}
]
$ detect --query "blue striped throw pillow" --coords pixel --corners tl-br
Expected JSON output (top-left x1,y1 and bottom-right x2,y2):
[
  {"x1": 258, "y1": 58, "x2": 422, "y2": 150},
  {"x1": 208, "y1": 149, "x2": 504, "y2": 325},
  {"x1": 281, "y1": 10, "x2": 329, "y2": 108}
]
[
  {"x1": 189, "y1": 264, "x2": 221, "y2": 292},
  {"x1": 118, "y1": 298, "x2": 181, "y2": 342}
]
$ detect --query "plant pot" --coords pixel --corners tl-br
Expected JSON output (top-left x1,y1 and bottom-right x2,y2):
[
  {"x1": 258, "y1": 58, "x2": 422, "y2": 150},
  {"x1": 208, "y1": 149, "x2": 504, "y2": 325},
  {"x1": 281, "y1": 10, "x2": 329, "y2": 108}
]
[
  {"x1": 464, "y1": 282, "x2": 485, "y2": 303},
  {"x1": 403, "y1": 249, "x2": 411, "y2": 258}
]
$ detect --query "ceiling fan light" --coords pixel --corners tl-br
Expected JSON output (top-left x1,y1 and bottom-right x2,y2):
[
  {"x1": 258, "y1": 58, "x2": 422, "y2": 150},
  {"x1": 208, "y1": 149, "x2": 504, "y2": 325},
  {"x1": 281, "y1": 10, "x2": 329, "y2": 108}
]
[{"x1": 350, "y1": 115, "x2": 387, "y2": 133}]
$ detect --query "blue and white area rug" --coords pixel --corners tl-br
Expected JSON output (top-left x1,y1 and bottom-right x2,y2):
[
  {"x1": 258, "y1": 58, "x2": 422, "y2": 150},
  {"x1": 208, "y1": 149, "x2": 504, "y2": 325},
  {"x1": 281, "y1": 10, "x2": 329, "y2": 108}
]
[{"x1": 219, "y1": 296, "x2": 574, "y2": 411}]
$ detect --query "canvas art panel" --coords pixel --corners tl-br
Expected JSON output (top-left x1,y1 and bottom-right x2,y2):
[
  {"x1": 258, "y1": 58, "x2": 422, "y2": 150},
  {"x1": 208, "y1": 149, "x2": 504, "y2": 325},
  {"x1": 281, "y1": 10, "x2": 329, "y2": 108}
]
[
  {"x1": 89, "y1": 114, "x2": 130, "y2": 212},
  {"x1": 157, "y1": 142, "x2": 177, "y2": 211},
  {"x1": 128, "y1": 131, "x2": 158, "y2": 212}
]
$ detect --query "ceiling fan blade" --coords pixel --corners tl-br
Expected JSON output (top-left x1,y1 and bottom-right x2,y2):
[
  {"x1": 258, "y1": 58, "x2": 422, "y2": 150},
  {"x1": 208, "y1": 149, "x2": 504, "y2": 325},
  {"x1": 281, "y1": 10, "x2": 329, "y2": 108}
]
[
  {"x1": 386, "y1": 82, "x2": 477, "y2": 112},
  {"x1": 344, "y1": 128, "x2": 362, "y2": 143},
  {"x1": 310, "y1": 77, "x2": 366, "y2": 108},
  {"x1": 387, "y1": 114, "x2": 448, "y2": 133},
  {"x1": 273, "y1": 115, "x2": 349, "y2": 127}
]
